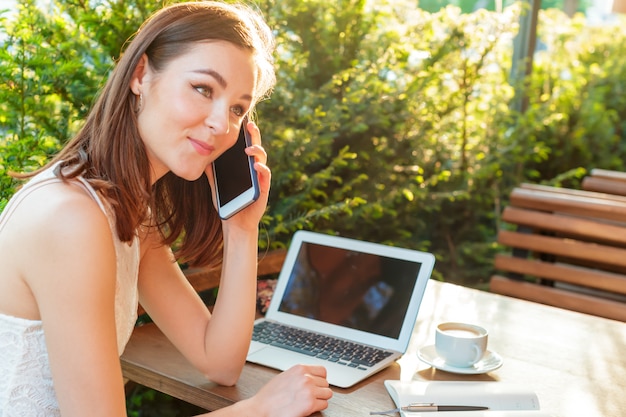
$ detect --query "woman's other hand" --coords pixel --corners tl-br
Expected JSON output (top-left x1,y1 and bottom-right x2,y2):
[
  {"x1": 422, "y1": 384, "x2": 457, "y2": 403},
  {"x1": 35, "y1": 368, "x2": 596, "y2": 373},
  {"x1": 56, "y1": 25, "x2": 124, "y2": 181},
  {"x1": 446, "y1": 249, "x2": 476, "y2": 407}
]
[{"x1": 251, "y1": 365, "x2": 333, "y2": 417}]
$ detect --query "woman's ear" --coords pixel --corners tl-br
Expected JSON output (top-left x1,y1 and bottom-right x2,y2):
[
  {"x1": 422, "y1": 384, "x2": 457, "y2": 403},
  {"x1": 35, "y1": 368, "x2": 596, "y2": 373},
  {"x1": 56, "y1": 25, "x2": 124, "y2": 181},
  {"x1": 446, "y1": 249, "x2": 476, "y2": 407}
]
[{"x1": 130, "y1": 54, "x2": 148, "y2": 95}]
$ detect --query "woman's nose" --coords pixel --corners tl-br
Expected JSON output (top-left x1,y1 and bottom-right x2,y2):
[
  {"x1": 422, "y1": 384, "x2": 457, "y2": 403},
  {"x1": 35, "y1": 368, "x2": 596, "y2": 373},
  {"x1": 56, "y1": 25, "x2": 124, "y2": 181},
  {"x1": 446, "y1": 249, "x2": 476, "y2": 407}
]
[{"x1": 204, "y1": 105, "x2": 230, "y2": 135}]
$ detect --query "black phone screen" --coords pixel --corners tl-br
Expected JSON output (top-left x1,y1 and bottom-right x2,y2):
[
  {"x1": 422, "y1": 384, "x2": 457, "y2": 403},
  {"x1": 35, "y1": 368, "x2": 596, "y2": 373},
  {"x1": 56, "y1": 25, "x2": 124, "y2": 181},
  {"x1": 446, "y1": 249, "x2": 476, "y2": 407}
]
[{"x1": 214, "y1": 125, "x2": 253, "y2": 205}]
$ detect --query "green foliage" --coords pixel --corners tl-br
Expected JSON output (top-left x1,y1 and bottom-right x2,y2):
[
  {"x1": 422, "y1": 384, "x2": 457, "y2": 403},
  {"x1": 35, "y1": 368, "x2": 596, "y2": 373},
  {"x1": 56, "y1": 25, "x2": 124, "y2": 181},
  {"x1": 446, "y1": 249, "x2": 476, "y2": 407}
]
[
  {"x1": 125, "y1": 383, "x2": 205, "y2": 417},
  {"x1": 417, "y1": 0, "x2": 593, "y2": 14},
  {"x1": 259, "y1": 1, "x2": 524, "y2": 285},
  {"x1": 0, "y1": 1, "x2": 80, "y2": 202},
  {"x1": 507, "y1": 9, "x2": 626, "y2": 186},
  {"x1": 0, "y1": 0, "x2": 161, "y2": 205},
  {"x1": 1, "y1": 0, "x2": 626, "y2": 289}
]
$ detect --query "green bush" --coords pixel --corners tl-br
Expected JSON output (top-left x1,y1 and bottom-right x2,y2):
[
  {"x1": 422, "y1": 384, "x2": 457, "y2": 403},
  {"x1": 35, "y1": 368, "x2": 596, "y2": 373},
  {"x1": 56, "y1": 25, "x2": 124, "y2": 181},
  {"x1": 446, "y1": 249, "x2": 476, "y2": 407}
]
[{"x1": 1, "y1": 1, "x2": 626, "y2": 288}]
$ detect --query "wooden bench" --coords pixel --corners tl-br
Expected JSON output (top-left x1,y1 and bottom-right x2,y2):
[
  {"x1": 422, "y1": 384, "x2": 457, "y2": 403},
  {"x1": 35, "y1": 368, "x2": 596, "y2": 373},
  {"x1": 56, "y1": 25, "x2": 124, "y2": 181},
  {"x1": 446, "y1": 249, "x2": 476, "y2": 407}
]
[
  {"x1": 125, "y1": 249, "x2": 287, "y2": 398},
  {"x1": 182, "y1": 248, "x2": 287, "y2": 293},
  {"x1": 490, "y1": 183, "x2": 626, "y2": 322},
  {"x1": 136, "y1": 248, "x2": 287, "y2": 317},
  {"x1": 581, "y1": 168, "x2": 626, "y2": 196}
]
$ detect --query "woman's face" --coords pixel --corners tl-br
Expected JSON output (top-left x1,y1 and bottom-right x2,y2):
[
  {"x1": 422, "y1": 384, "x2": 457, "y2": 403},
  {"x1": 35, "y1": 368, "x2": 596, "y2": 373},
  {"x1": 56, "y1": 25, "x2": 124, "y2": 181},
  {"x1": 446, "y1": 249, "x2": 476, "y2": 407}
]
[{"x1": 132, "y1": 41, "x2": 257, "y2": 183}]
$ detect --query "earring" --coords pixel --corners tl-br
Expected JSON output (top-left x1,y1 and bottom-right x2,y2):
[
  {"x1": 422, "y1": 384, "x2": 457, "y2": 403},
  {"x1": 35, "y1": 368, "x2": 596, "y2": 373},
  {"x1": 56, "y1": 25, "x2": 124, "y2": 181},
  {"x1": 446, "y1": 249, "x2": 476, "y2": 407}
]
[{"x1": 135, "y1": 93, "x2": 143, "y2": 113}]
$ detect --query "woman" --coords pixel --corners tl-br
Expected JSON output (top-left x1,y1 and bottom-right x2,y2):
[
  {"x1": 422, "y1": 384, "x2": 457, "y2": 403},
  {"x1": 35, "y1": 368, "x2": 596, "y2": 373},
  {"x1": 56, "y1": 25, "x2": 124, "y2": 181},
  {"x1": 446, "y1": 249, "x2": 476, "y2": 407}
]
[{"x1": 0, "y1": 2, "x2": 332, "y2": 416}]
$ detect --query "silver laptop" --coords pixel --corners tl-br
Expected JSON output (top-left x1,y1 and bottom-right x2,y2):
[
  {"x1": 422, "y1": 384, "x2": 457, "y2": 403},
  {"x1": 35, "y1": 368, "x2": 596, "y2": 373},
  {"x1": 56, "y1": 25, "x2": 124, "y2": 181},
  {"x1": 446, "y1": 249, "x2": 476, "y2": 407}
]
[{"x1": 246, "y1": 230, "x2": 435, "y2": 388}]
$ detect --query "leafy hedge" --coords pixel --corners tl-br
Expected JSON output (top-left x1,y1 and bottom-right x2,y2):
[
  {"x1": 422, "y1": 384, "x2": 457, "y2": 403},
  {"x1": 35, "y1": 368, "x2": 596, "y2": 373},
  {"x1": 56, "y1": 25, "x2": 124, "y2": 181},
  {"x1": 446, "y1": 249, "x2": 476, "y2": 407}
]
[{"x1": 1, "y1": 0, "x2": 625, "y2": 287}]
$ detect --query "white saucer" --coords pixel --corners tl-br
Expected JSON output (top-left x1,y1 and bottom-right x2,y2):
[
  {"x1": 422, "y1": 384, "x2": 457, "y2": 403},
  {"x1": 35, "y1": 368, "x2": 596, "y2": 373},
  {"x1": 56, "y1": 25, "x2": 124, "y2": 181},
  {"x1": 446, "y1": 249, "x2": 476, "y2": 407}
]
[{"x1": 417, "y1": 345, "x2": 503, "y2": 374}]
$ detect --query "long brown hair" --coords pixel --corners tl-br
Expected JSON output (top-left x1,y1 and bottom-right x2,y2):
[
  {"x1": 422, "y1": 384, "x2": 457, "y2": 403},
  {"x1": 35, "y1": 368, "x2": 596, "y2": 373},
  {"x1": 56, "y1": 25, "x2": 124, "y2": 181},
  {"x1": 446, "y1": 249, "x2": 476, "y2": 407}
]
[{"x1": 28, "y1": 1, "x2": 276, "y2": 267}]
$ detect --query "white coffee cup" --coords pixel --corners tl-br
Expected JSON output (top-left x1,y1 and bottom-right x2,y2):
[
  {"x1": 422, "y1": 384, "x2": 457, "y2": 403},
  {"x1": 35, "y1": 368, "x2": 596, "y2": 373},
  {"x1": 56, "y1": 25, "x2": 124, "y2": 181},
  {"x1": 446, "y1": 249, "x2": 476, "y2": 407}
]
[{"x1": 435, "y1": 322, "x2": 488, "y2": 368}]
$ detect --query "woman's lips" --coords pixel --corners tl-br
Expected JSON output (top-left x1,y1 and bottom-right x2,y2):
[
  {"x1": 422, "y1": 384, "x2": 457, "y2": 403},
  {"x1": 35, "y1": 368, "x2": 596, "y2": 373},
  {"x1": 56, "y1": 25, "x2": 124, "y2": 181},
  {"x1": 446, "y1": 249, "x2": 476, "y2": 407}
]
[{"x1": 188, "y1": 138, "x2": 214, "y2": 156}]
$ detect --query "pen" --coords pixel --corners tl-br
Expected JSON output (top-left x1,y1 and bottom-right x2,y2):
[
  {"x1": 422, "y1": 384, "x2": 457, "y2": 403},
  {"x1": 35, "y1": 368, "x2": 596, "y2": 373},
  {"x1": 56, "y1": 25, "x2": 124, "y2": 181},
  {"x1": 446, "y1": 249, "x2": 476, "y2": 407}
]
[
  {"x1": 370, "y1": 403, "x2": 489, "y2": 415},
  {"x1": 404, "y1": 403, "x2": 488, "y2": 412}
]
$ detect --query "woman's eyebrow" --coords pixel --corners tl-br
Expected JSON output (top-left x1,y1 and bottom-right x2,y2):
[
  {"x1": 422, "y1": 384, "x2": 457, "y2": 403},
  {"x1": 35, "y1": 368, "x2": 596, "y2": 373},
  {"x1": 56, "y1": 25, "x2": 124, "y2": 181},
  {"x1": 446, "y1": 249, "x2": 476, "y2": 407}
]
[
  {"x1": 193, "y1": 68, "x2": 227, "y2": 88},
  {"x1": 192, "y1": 68, "x2": 253, "y2": 101}
]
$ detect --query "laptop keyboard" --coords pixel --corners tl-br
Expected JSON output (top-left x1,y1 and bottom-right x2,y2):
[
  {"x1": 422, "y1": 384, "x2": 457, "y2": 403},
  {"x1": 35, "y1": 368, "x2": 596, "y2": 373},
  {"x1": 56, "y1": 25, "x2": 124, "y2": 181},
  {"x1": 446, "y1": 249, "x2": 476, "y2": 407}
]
[{"x1": 251, "y1": 321, "x2": 393, "y2": 370}]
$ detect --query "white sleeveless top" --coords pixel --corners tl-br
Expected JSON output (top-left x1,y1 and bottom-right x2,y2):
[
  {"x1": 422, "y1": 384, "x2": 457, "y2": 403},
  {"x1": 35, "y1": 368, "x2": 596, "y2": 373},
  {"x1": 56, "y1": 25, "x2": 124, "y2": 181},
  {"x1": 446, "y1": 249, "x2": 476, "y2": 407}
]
[{"x1": 0, "y1": 166, "x2": 140, "y2": 416}]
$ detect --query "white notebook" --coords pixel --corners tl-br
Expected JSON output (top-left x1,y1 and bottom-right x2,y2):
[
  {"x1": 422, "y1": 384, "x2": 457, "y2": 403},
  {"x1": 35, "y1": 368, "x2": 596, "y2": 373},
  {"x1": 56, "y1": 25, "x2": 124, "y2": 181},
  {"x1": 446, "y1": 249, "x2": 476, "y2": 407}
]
[
  {"x1": 246, "y1": 230, "x2": 435, "y2": 388},
  {"x1": 382, "y1": 380, "x2": 557, "y2": 417}
]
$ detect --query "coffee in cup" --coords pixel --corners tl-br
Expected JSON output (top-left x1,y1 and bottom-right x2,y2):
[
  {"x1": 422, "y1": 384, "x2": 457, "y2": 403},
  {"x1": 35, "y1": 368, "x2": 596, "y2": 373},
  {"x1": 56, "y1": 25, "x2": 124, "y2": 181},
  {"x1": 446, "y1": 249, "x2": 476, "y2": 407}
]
[{"x1": 435, "y1": 322, "x2": 488, "y2": 367}]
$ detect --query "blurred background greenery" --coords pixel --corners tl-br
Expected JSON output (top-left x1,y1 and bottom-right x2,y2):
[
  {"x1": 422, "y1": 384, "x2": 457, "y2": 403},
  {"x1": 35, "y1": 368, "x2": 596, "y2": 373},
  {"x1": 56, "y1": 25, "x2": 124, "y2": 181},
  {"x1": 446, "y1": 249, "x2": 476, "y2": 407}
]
[{"x1": 1, "y1": 0, "x2": 625, "y2": 294}]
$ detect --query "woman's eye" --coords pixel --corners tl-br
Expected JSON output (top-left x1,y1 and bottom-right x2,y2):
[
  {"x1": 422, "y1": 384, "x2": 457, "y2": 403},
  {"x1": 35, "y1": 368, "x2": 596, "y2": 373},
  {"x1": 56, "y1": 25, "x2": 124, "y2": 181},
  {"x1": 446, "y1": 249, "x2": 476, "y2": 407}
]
[
  {"x1": 194, "y1": 85, "x2": 212, "y2": 98},
  {"x1": 231, "y1": 105, "x2": 245, "y2": 117}
]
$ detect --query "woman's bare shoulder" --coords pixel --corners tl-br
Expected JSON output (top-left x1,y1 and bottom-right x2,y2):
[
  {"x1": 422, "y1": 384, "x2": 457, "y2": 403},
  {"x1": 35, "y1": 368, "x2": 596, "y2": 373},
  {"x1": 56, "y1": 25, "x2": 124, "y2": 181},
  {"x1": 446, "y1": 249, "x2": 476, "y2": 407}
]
[
  {"x1": 6, "y1": 179, "x2": 109, "y2": 237},
  {"x1": 0, "y1": 179, "x2": 116, "y2": 319}
]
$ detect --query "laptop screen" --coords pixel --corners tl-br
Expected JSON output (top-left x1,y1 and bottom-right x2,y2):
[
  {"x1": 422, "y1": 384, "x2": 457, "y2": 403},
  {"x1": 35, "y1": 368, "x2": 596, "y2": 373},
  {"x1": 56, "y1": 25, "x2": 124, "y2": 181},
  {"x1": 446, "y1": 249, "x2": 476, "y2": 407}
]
[{"x1": 277, "y1": 241, "x2": 422, "y2": 339}]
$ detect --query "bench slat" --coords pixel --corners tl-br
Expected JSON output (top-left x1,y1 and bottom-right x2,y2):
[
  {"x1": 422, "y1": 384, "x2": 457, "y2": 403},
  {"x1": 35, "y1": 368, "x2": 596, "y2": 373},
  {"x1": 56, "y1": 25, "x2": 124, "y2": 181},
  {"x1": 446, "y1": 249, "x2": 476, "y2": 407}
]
[
  {"x1": 497, "y1": 229, "x2": 626, "y2": 269},
  {"x1": 581, "y1": 177, "x2": 626, "y2": 196},
  {"x1": 138, "y1": 249, "x2": 287, "y2": 317},
  {"x1": 520, "y1": 182, "x2": 626, "y2": 202},
  {"x1": 510, "y1": 187, "x2": 626, "y2": 222},
  {"x1": 494, "y1": 254, "x2": 626, "y2": 295},
  {"x1": 502, "y1": 206, "x2": 626, "y2": 246},
  {"x1": 490, "y1": 275, "x2": 626, "y2": 322},
  {"x1": 184, "y1": 248, "x2": 287, "y2": 293},
  {"x1": 589, "y1": 168, "x2": 626, "y2": 183}
]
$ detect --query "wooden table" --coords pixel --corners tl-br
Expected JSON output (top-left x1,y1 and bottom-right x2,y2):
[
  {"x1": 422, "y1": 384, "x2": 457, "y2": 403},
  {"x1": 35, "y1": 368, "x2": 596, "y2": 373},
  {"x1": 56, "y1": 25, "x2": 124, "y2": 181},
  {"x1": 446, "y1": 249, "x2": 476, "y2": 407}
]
[{"x1": 121, "y1": 280, "x2": 626, "y2": 417}]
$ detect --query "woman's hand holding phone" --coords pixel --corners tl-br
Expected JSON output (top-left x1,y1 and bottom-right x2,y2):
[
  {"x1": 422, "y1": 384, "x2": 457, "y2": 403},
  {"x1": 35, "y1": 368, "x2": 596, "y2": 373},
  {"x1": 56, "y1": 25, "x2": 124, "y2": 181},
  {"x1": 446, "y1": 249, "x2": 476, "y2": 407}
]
[{"x1": 207, "y1": 118, "x2": 271, "y2": 228}]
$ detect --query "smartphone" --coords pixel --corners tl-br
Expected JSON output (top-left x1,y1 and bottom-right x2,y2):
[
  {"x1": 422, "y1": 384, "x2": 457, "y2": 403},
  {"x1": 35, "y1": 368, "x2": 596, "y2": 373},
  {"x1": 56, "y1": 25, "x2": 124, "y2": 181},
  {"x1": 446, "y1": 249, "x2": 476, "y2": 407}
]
[{"x1": 212, "y1": 117, "x2": 260, "y2": 219}]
